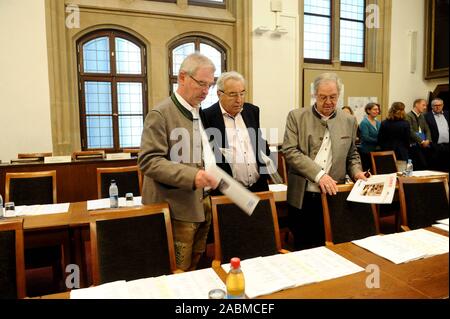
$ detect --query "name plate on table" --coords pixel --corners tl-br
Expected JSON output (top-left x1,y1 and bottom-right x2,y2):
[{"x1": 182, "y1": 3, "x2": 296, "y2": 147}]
[
  {"x1": 44, "y1": 156, "x2": 72, "y2": 164},
  {"x1": 106, "y1": 153, "x2": 131, "y2": 160}
]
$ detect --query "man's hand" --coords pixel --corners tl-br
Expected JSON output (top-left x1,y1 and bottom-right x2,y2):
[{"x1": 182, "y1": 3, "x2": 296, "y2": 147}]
[
  {"x1": 319, "y1": 174, "x2": 338, "y2": 195},
  {"x1": 354, "y1": 171, "x2": 368, "y2": 181},
  {"x1": 421, "y1": 140, "x2": 431, "y2": 148},
  {"x1": 195, "y1": 170, "x2": 218, "y2": 189}
]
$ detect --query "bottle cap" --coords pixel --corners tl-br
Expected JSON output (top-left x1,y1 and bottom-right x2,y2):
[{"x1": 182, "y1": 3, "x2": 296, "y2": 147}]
[
  {"x1": 111, "y1": 179, "x2": 116, "y2": 183},
  {"x1": 230, "y1": 257, "x2": 240, "y2": 268}
]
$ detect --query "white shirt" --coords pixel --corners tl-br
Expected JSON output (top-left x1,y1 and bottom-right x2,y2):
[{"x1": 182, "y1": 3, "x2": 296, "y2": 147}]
[
  {"x1": 306, "y1": 106, "x2": 334, "y2": 192},
  {"x1": 220, "y1": 103, "x2": 259, "y2": 187},
  {"x1": 433, "y1": 111, "x2": 449, "y2": 144}
]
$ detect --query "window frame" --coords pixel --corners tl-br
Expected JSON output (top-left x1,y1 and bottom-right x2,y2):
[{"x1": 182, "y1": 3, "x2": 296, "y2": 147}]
[
  {"x1": 188, "y1": 0, "x2": 226, "y2": 9},
  {"x1": 339, "y1": 0, "x2": 366, "y2": 67},
  {"x1": 168, "y1": 36, "x2": 227, "y2": 97},
  {"x1": 303, "y1": 0, "x2": 334, "y2": 65},
  {"x1": 76, "y1": 29, "x2": 148, "y2": 152}
]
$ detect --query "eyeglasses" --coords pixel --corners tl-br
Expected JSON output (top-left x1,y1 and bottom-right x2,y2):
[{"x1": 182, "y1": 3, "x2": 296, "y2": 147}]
[
  {"x1": 189, "y1": 74, "x2": 215, "y2": 89},
  {"x1": 317, "y1": 95, "x2": 338, "y2": 103},
  {"x1": 219, "y1": 90, "x2": 246, "y2": 98}
]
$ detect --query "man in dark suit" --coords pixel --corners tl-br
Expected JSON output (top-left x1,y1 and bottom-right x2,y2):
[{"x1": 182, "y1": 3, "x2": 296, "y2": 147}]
[
  {"x1": 200, "y1": 71, "x2": 271, "y2": 194},
  {"x1": 425, "y1": 98, "x2": 449, "y2": 172}
]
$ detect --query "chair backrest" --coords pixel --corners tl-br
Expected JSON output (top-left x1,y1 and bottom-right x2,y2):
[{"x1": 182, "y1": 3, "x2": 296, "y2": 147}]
[
  {"x1": 398, "y1": 176, "x2": 449, "y2": 230},
  {"x1": 321, "y1": 184, "x2": 380, "y2": 245},
  {"x1": 370, "y1": 151, "x2": 398, "y2": 175},
  {"x1": 5, "y1": 171, "x2": 57, "y2": 205},
  {"x1": 90, "y1": 203, "x2": 177, "y2": 285},
  {"x1": 0, "y1": 219, "x2": 26, "y2": 299},
  {"x1": 72, "y1": 150, "x2": 105, "y2": 160},
  {"x1": 96, "y1": 166, "x2": 142, "y2": 198},
  {"x1": 269, "y1": 151, "x2": 288, "y2": 185},
  {"x1": 211, "y1": 191, "x2": 282, "y2": 263}
]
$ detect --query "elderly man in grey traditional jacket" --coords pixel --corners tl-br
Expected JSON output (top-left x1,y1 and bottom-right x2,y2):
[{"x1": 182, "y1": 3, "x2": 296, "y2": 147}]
[{"x1": 282, "y1": 73, "x2": 366, "y2": 250}]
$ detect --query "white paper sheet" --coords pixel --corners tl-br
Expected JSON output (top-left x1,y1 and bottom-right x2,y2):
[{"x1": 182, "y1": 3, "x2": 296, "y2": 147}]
[
  {"x1": 70, "y1": 268, "x2": 225, "y2": 299},
  {"x1": 221, "y1": 247, "x2": 364, "y2": 298},
  {"x1": 347, "y1": 173, "x2": 397, "y2": 204},
  {"x1": 87, "y1": 196, "x2": 143, "y2": 211},
  {"x1": 352, "y1": 229, "x2": 449, "y2": 264},
  {"x1": 410, "y1": 170, "x2": 448, "y2": 177},
  {"x1": 432, "y1": 224, "x2": 449, "y2": 232},
  {"x1": 437, "y1": 218, "x2": 449, "y2": 226},
  {"x1": 207, "y1": 165, "x2": 260, "y2": 216},
  {"x1": 14, "y1": 203, "x2": 70, "y2": 216}
]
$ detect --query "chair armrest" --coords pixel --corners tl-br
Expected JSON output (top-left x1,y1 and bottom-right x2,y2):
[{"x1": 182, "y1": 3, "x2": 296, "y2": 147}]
[
  {"x1": 400, "y1": 225, "x2": 411, "y2": 232},
  {"x1": 278, "y1": 249, "x2": 290, "y2": 254},
  {"x1": 325, "y1": 241, "x2": 334, "y2": 247}
]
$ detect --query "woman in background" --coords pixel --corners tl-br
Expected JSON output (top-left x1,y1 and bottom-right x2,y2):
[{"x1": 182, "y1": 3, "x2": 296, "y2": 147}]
[
  {"x1": 359, "y1": 103, "x2": 381, "y2": 170},
  {"x1": 378, "y1": 102, "x2": 410, "y2": 162}
]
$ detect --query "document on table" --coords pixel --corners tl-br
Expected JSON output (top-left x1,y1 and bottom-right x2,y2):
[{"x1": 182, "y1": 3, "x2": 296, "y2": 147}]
[
  {"x1": 221, "y1": 247, "x2": 364, "y2": 298},
  {"x1": 14, "y1": 203, "x2": 70, "y2": 216},
  {"x1": 347, "y1": 173, "x2": 397, "y2": 204},
  {"x1": 87, "y1": 197, "x2": 143, "y2": 211},
  {"x1": 432, "y1": 223, "x2": 449, "y2": 232},
  {"x1": 352, "y1": 229, "x2": 449, "y2": 264},
  {"x1": 207, "y1": 165, "x2": 259, "y2": 216},
  {"x1": 70, "y1": 268, "x2": 225, "y2": 299},
  {"x1": 436, "y1": 218, "x2": 449, "y2": 225},
  {"x1": 410, "y1": 170, "x2": 448, "y2": 177}
]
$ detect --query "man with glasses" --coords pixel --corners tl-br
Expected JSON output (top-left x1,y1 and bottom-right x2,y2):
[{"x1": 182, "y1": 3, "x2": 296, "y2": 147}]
[
  {"x1": 425, "y1": 98, "x2": 449, "y2": 172},
  {"x1": 282, "y1": 72, "x2": 366, "y2": 250},
  {"x1": 138, "y1": 53, "x2": 218, "y2": 271},
  {"x1": 200, "y1": 71, "x2": 271, "y2": 193}
]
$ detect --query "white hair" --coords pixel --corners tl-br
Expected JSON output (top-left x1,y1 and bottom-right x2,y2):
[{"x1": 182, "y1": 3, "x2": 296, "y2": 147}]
[
  {"x1": 216, "y1": 71, "x2": 245, "y2": 91},
  {"x1": 313, "y1": 73, "x2": 342, "y2": 95}
]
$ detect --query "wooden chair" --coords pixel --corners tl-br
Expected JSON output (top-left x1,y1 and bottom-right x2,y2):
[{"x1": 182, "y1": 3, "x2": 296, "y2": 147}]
[
  {"x1": 0, "y1": 219, "x2": 26, "y2": 299},
  {"x1": 96, "y1": 166, "x2": 142, "y2": 198},
  {"x1": 321, "y1": 184, "x2": 380, "y2": 245},
  {"x1": 268, "y1": 151, "x2": 288, "y2": 185},
  {"x1": 4, "y1": 170, "x2": 68, "y2": 294},
  {"x1": 211, "y1": 191, "x2": 288, "y2": 266},
  {"x1": 370, "y1": 151, "x2": 398, "y2": 175},
  {"x1": 72, "y1": 150, "x2": 105, "y2": 160},
  {"x1": 90, "y1": 203, "x2": 178, "y2": 285},
  {"x1": 5, "y1": 170, "x2": 57, "y2": 205},
  {"x1": 398, "y1": 176, "x2": 449, "y2": 231}
]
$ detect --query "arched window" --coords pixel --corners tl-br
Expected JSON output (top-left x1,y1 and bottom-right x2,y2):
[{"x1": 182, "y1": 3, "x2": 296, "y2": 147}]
[
  {"x1": 77, "y1": 30, "x2": 148, "y2": 151},
  {"x1": 169, "y1": 36, "x2": 227, "y2": 109}
]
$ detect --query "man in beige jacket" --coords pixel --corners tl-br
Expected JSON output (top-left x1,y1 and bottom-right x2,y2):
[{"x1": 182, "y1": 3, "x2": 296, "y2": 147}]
[
  {"x1": 138, "y1": 53, "x2": 217, "y2": 270},
  {"x1": 282, "y1": 73, "x2": 366, "y2": 250}
]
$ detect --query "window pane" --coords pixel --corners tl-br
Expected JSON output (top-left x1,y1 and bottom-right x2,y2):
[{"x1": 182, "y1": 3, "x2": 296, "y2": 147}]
[
  {"x1": 115, "y1": 38, "x2": 142, "y2": 74},
  {"x1": 201, "y1": 84, "x2": 218, "y2": 109},
  {"x1": 118, "y1": 82, "x2": 143, "y2": 114},
  {"x1": 304, "y1": 15, "x2": 331, "y2": 60},
  {"x1": 119, "y1": 115, "x2": 143, "y2": 148},
  {"x1": 340, "y1": 20, "x2": 364, "y2": 63},
  {"x1": 83, "y1": 37, "x2": 110, "y2": 73},
  {"x1": 172, "y1": 43, "x2": 195, "y2": 75},
  {"x1": 304, "y1": 0, "x2": 330, "y2": 16},
  {"x1": 85, "y1": 82, "x2": 112, "y2": 114},
  {"x1": 86, "y1": 116, "x2": 113, "y2": 148},
  {"x1": 340, "y1": 0, "x2": 365, "y2": 21},
  {"x1": 200, "y1": 43, "x2": 222, "y2": 77}
]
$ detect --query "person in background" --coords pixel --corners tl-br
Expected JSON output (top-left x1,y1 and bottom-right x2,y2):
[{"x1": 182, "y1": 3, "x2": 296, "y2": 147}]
[
  {"x1": 282, "y1": 73, "x2": 366, "y2": 250},
  {"x1": 342, "y1": 106, "x2": 360, "y2": 144},
  {"x1": 358, "y1": 103, "x2": 381, "y2": 171},
  {"x1": 405, "y1": 99, "x2": 432, "y2": 170},
  {"x1": 425, "y1": 98, "x2": 449, "y2": 172},
  {"x1": 200, "y1": 71, "x2": 271, "y2": 194},
  {"x1": 378, "y1": 102, "x2": 410, "y2": 162},
  {"x1": 138, "y1": 53, "x2": 218, "y2": 271}
]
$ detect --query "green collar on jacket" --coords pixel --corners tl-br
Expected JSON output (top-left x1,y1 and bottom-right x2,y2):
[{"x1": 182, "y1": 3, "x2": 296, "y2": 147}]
[{"x1": 171, "y1": 94, "x2": 194, "y2": 121}]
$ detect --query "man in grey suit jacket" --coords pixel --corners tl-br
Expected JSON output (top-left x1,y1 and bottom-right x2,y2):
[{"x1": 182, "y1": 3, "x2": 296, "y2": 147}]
[
  {"x1": 138, "y1": 53, "x2": 218, "y2": 271},
  {"x1": 406, "y1": 98, "x2": 432, "y2": 170},
  {"x1": 282, "y1": 73, "x2": 366, "y2": 250}
]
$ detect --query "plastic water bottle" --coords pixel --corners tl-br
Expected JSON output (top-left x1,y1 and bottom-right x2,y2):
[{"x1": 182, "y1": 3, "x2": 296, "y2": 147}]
[
  {"x1": 109, "y1": 180, "x2": 119, "y2": 208},
  {"x1": 405, "y1": 159, "x2": 413, "y2": 176},
  {"x1": 226, "y1": 257, "x2": 245, "y2": 299}
]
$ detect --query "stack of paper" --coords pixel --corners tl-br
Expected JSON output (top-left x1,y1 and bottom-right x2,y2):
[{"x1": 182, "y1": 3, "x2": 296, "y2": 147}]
[
  {"x1": 87, "y1": 196, "x2": 143, "y2": 211},
  {"x1": 70, "y1": 268, "x2": 225, "y2": 299},
  {"x1": 13, "y1": 203, "x2": 70, "y2": 216},
  {"x1": 432, "y1": 218, "x2": 449, "y2": 232},
  {"x1": 352, "y1": 229, "x2": 449, "y2": 264},
  {"x1": 221, "y1": 247, "x2": 364, "y2": 298}
]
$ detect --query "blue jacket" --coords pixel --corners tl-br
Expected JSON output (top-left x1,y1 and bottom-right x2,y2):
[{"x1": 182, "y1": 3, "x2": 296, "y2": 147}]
[{"x1": 359, "y1": 117, "x2": 381, "y2": 153}]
